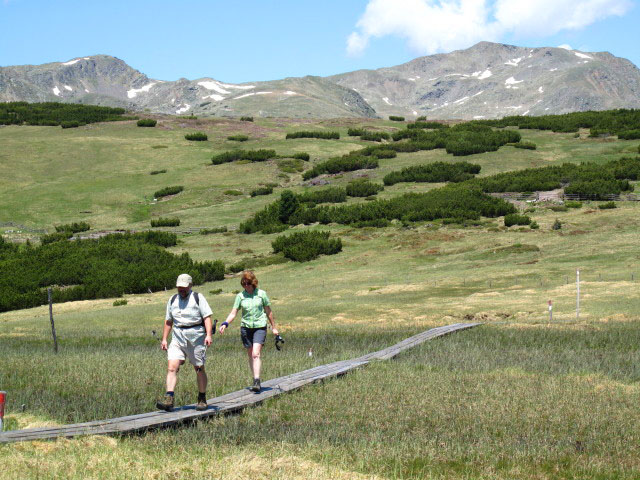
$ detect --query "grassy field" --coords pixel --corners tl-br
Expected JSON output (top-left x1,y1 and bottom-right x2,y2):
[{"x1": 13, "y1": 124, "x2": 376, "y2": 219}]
[{"x1": 1, "y1": 117, "x2": 640, "y2": 479}]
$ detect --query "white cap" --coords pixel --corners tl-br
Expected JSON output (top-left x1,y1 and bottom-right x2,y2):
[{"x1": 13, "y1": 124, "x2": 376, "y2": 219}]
[{"x1": 176, "y1": 273, "x2": 192, "y2": 287}]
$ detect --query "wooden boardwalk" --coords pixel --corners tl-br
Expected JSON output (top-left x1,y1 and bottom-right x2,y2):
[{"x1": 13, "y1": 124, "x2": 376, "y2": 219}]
[{"x1": 0, "y1": 322, "x2": 479, "y2": 443}]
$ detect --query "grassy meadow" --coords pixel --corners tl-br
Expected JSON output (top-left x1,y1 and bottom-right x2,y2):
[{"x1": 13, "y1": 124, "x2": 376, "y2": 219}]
[{"x1": 1, "y1": 116, "x2": 640, "y2": 479}]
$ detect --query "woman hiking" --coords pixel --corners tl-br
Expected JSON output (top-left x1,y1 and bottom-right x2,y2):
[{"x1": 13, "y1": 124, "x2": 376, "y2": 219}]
[{"x1": 219, "y1": 271, "x2": 279, "y2": 392}]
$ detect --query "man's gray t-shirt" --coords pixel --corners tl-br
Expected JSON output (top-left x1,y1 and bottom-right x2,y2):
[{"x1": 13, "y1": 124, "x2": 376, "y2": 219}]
[{"x1": 166, "y1": 291, "x2": 213, "y2": 344}]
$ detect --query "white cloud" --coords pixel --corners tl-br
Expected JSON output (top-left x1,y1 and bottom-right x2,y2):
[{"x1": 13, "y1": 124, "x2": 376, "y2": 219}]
[{"x1": 347, "y1": 0, "x2": 632, "y2": 56}]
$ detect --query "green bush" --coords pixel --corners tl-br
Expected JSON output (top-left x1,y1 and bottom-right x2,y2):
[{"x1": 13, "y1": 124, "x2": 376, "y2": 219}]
[
  {"x1": 55, "y1": 222, "x2": 90, "y2": 233},
  {"x1": 286, "y1": 131, "x2": 340, "y2": 140},
  {"x1": 0, "y1": 232, "x2": 224, "y2": 312},
  {"x1": 292, "y1": 152, "x2": 310, "y2": 161},
  {"x1": 548, "y1": 205, "x2": 568, "y2": 212},
  {"x1": 251, "y1": 186, "x2": 274, "y2": 197},
  {"x1": 212, "y1": 149, "x2": 277, "y2": 165},
  {"x1": 113, "y1": 299, "x2": 128, "y2": 306},
  {"x1": 227, "y1": 134, "x2": 249, "y2": 142},
  {"x1": 199, "y1": 226, "x2": 228, "y2": 235},
  {"x1": 565, "y1": 201, "x2": 582, "y2": 208},
  {"x1": 185, "y1": 132, "x2": 208, "y2": 141},
  {"x1": 302, "y1": 155, "x2": 378, "y2": 180},
  {"x1": 0, "y1": 102, "x2": 129, "y2": 126},
  {"x1": 346, "y1": 179, "x2": 384, "y2": 197},
  {"x1": 224, "y1": 190, "x2": 243, "y2": 196},
  {"x1": 150, "y1": 169, "x2": 167, "y2": 175},
  {"x1": 552, "y1": 219, "x2": 562, "y2": 230},
  {"x1": 618, "y1": 130, "x2": 640, "y2": 140},
  {"x1": 347, "y1": 128, "x2": 366, "y2": 136},
  {"x1": 407, "y1": 121, "x2": 448, "y2": 130},
  {"x1": 272, "y1": 231, "x2": 342, "y2": 262},
  {"x1": 504, "y1": 214, "x2": 531, "y2": 227},
  {"x1": 383, "y1": 162, "x2": 480, "y2": 186},
  {"x1": 209, "y1": 288, "x2": 223, "y2": 295},
  {"x1": 373, "y1": 149, "x2": 397, "y2": 159},
  {"x1": 530, "y1": 221, "x2": 539, "y2": 229},
  {"x1": 154, "y1": 186, "x2": 184, "y2": 198},
  {"x1": 415, "y1": 116, "x2": 427, "y2": 121},
  {"x1": 137, "y1": 119, "x2": 157, "y2": 127},
  {"x1": 389, "y1": 116, "x2": 405, "y2": 122},
  {"x1": 361, "y1": 131, "x2": 391, "y2": 142},
  {"x1": 240, "y1": 116, "x2": 253, "y2": 122},
  {"x1": 151, "y1": 218, "x2": 180, "y2": 227},
  {"x1": 41, "y1": 231, "x2": 73, "y2": 244},
  {"x1": 598, "y1": 201, "x2": 617, "y2": 209},
  {"x1": 60, "y1": 121, "x2": 80, "y2": 129}
]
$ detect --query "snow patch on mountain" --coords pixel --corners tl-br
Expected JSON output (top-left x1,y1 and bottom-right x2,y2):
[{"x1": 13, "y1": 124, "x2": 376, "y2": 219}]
[
  {"x1": 127, "y1": 83, "x2": 156, "y2": 99},
  {"x1": 52, "y1": 86, "x2": 61, "y2": 96}
]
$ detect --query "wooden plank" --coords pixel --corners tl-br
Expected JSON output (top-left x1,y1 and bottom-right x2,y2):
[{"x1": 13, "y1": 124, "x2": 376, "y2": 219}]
[{"x1": 0, "y1": 323, "x2": 479, "y2": 443}]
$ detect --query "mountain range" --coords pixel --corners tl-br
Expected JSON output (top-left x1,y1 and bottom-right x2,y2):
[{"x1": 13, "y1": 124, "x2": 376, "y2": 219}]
[{"x1": 1, "y1": 42, "x2": 639, "y2": 120}]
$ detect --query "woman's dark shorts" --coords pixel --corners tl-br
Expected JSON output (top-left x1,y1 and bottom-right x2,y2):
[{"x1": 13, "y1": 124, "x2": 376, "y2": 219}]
[{"x1": 241, "y1": 326, "x2": 267, "y2": 348}]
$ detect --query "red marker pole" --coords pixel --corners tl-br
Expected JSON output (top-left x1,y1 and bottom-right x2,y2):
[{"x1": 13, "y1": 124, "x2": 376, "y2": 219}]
[{"x1": 0, "y1": 391, "x2": 6, "y2": 432}]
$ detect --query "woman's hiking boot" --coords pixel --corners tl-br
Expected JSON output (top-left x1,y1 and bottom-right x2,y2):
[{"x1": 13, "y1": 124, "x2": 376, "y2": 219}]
[
  {"x1": 250, "y1": 378, "x2": 261, "y2": 392},
  {"x1": 156, "y1": 394, "x2": 174, "y2": 412}
]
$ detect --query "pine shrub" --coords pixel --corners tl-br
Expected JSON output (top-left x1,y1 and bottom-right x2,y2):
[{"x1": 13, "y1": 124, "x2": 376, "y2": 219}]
[
  {"x1": 251, "y1": 186, "x2": 274, "y2": 197},
  {"x1": 185, "y1": 132, "x2": 208, "y2": 141},
  {"x1": 346, "y1": 179, "x2": 384, "y2": 197},
  {"x1": 598, "y1": 201, "x2": 617, "y2": 209},
  {"x1": 61, "y1": 121, "x2": 80, "y2": 129},
  {"x1": 113, "y1": 299, "x2": 128, "y2": 306},
  {"x1": 286, "y1": 131, "x2": 340, "y2": 140},
  {"x1": 272, "y1": 230, "x2": 342, "y2": 262},
  {"x1": 292, "y1": 152, "x2": 310, "y2": 161},
  {"x1": 154, "y1": 186, "x2": 184, "y2": 198},
  {"x1": 227, "y1": 134, "x2": 249, "y2": 141},
  {"x1": 150, "y1": 169, "x2": 167, "y2": 175},
  {"x1": 55, "y1": 222, "x2": 90, "y2": 233},
  {"x1": 137, "y1": 119, "x2": 157, "y2": 127},
  {"x1": 212, "y1": 149, "x2": 277, "y2": 165},
  {"x1": 389, "y1": 116, "x2": 405, "y2": 122},
  {"x1": 151, "y1": 218, "x2": 180, "y2": 227},
  {"x1": 504, "y1": 213, "x2": 532, "y2": 227},
  {"x1": 199, "y1": 226, "x2": 228, "y2": 235},
  {"x1": 240, "y1": 116, "x2": 253, "y2": 122}
]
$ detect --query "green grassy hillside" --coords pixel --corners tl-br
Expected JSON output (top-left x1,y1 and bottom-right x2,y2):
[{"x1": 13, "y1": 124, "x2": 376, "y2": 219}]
[{"x1": 1, "y1": 115, "x2": 640, "y2": 479}]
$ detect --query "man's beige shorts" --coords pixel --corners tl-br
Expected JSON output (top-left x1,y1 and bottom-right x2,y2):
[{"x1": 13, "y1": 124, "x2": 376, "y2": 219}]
[{"x1": 168, "y1": 336, "x2": 207, "y2": 367}]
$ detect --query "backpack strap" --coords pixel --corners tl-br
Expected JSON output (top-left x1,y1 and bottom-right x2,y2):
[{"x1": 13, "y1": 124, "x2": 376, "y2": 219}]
[{"x1": 193, "y1": 291, "x2": 200, "y2": 306}]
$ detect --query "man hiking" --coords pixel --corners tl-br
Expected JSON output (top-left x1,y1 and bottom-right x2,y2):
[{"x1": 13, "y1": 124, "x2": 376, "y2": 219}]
[{"x1": 156, "y1": 273, "x2": 213, "y2": 412}]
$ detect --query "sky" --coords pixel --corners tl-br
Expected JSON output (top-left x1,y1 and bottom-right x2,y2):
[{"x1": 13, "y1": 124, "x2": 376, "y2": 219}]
[{"x1": 0, "y1": 0, "x2": 638, "y2": 83}]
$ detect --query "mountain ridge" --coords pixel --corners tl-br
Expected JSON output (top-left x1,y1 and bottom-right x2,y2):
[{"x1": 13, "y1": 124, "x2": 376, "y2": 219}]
[{"x1": 1, "y1": 42, "x2": 639, "y2": 119}]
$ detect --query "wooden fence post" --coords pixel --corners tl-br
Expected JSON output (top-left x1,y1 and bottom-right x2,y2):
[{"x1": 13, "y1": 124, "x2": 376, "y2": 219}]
[{"x1": 48, "y1": 288, "x2": 58, "y2": 354}]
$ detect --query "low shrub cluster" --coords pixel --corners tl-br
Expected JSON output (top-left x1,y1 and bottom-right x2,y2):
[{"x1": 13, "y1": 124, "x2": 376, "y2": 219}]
[
  {"x1": 113, "y1": 299, "x2": 128, "y2": 306},
  {"x1": 137, "y1": 119, "x2": 157, "y2": 127},
  {"x1": 389, "y1": 116, "x2": 405, "y2": 122},
  {"x1": 361, "y1": 131, "x2": 391, "y2": 142},
  {"x1": 302, "y1": 155, "x2": 378, "y2": 180},
  {"x1": 185, "y1": 132, "x2": 208, "y2": 141},
  {"x1": 272, "y1": 231, "x2": 342, "y2": 262},
  {"x1": 598, "y1": 201, "x2": 617, "y2": 209},
  {"x1": 285, "y1": 131, "x2": 340, "y2": 140},
  {"x1": 471, "y1": 157, "x2": 640, "y2": 198},
  {"x1": 383, "y1": 161, "x2": 481, "y2": 186},
  {"x1": 240, "y1": 185, "x2": 515, "y2": 233},
  {"x1": 504, "y1": 213, "x2": 532, "y2": 227},
  {"x1": 199, "y1": 226, "x2": 228, "y2": 235},
  {"x1": 347, "y1": 128, "x2": 367, "y2": 136},
  {"x1": 0, "y1": 102, "x2": 129, "y2": 126},
  {"x1": 391, "y1": 124, "x2": 521, "y2": 156},
  {"x1": 618, "y1": 130, "x2": 640, "y2": 140},
  {"x1": 227, "y1": 134, "x2": 249, "y2": 142},
  {"x1": 154, "y1": 186, "x2": 184, "y2": 198},
  {"x1": 251, "y1": 186, "x2": 274, "y2": 197},
  {"x1": 292, "y1": 152, "x2": 310, "y2": 161},
  {"x1": 345, "y1": 179, "x2": 384, "y2": 197},
  {"x1": 224, "y1": 190, "x2": 243, "y2": 196},
  {"x1": 212, "y1": 149, "x2": 277, "y2": 165},
  {"x1": 565, "y1": 201, "x2": 582, "y2": 208},
  {"x1": 478, "y1": 109, "x2": 640, "y2": 136},
  {"x1": 55, "y1": 222, "x2": 90, "y2": 233},
  {"x1": 240, "y1": 116, "x2": 253, "y2": 122},
  {"x1": 0, "y1": 232, "x2": 223, "y2": 312},
  {"x1": 151, "y1": 218, "x2": 180, "y2": 227},
  {"x1": 41, "y1": 231, "x2": 73, "y2": 244},
  {"x1": 150, "y1": 169, "x2": 167, "y2": 175}
]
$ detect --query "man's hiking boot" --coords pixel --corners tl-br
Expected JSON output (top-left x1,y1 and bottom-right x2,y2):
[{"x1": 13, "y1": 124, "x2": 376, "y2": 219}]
[
  {"x1": 250, "y1": 378, "x2": 261, "y2": 392},
  {"x1": 156, "y1": 394, "x2": 174, "y2": 412},
  {"x1": 196, "y1": 398, "x2": 208, "y2": 411}
]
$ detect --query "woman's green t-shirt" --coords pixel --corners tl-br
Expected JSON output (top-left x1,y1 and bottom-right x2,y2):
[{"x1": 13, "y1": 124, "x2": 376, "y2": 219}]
[{"x1": 233, "y1": 289, "x2": 270, "y2": 328}]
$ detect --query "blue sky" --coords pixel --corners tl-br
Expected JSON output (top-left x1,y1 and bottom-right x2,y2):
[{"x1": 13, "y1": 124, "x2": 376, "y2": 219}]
[{"x1": 0, "y1": 0, "x2": 638, "y2": 83}]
